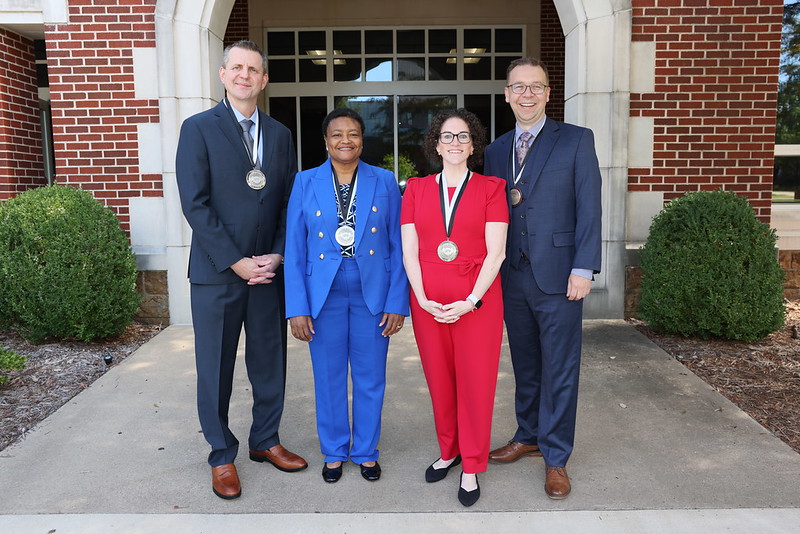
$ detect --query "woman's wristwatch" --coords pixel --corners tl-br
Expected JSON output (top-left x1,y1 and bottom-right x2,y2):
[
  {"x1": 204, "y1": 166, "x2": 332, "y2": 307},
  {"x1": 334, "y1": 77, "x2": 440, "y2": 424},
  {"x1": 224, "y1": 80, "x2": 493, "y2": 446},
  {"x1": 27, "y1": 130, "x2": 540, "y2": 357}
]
[{"x1": 466, "y1": 293, "x2": 483, "y2": 310}]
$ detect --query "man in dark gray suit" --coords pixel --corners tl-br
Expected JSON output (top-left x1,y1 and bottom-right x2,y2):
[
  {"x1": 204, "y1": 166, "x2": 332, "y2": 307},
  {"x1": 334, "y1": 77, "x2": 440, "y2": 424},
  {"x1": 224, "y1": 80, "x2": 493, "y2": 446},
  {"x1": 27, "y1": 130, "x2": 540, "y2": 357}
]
[{"x1": 176, "y1": 40, "x2": 307, "y2": 500}]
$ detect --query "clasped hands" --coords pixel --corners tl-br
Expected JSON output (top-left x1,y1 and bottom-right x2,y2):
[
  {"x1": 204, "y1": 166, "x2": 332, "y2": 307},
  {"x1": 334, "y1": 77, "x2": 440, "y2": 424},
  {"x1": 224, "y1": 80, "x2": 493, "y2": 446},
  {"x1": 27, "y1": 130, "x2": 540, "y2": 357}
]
[
  {"x1": 290, "y1": 312, "x2": 405, "y2": 342},
  {"x1": 231, "y1": 254, "x2": 282, "y2": 285},
  {"x1": 419, "y1": 299, "x2": 474, "y2": 324}
]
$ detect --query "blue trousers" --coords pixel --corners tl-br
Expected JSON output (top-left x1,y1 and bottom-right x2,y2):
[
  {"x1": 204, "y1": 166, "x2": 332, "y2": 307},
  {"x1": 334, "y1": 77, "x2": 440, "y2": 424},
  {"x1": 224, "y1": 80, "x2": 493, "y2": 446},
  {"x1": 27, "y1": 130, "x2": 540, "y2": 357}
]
[
  {"x1": 503, "y1": 259, "x2": 583, "y2": 468},
  {"x1": 308, "y1": 259, "x2": 389, "y2": 464}
]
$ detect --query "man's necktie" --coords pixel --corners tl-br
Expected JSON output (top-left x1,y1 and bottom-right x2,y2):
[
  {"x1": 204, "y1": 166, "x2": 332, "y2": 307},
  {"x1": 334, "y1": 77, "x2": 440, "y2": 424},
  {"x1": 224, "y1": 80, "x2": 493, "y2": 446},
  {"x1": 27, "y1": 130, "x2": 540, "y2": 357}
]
[
  {"x1": 516, "y1": 131, "x2": 533, "y2": 167},
  {"x1": 240, "y1": 119, "x2": 258, "y2": 168}
]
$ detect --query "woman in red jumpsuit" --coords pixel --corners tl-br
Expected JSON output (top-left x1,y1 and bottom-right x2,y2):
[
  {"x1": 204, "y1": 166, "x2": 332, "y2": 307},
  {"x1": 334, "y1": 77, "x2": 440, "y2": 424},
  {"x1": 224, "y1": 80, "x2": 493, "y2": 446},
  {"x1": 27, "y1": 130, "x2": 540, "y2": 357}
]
[{"x1": 401, "y1": 108, "x2": 509, "y2": 507}]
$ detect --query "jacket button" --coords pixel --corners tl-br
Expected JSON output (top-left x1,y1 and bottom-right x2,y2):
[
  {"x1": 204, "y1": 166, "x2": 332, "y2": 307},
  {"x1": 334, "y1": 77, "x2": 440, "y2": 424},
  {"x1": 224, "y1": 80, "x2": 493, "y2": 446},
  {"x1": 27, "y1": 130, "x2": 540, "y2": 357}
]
[
  {"x1": 319, "y1": 253, "x2": 324, "y2": 260},
  {"x1": 318, "y1": 232, "x2": 324, "y2": 238},
  {"x1": 372, "y1": 206, "x2": 378, "y2": 212},
  {"x1": 521, "y1": 231, "x2": 527, "y2": 236},
  {"x1": 316, "y1": 210, "x2": 321, "y2": 216},
  {"x1": 371, "y1": 227, "x2": 377, "y2": 234},
  {"x1": 369, "y1": 249, "x2": 375, "y2": 255}
]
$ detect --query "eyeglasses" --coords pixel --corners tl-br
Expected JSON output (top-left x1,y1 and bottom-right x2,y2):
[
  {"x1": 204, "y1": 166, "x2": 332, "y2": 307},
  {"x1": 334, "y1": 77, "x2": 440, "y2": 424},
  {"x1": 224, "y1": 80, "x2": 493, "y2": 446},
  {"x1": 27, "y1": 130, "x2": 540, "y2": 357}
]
[
  {"x1": 506, "y1": 83, "x2": 549, "y2": 95},
  {"x1": 439, "y1": 131, "x2": 472, "y2": 144}
]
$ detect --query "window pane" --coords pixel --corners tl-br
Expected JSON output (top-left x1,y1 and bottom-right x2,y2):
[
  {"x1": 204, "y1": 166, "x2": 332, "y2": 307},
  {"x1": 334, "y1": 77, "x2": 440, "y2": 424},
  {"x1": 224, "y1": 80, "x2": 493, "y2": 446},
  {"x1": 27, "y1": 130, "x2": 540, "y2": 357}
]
[
  {"x1": 428, "y1": 29, "x2": 456, "y2": 54},
  {"x1": 398, "y1": 58, "x2": 425, "y2": 81},
  {"x1": 464, "y1": 57, "x2": 491, "y2": 80},
  {"x1": 495, "y1": 28, "x2": 522, "y2": 53},
  {"x1": 268, "y1": 59, "x2": 295, "y2": 83},
  {"x1": 299, "y1": 31, "x2": 326, "y2": 55},
  {"x1": 335, "y1": 96, "x2": 394, "y2": 171},
  {"x1": 429, "y1": 56, "x2": 456, "y2": 81},
  {"x1": 495, "y1": 56, "x2": 516, "y2": 81},
  {"x1": 398, "y1": 94, "x2": 456, "y2": 176},
  {"x1": 398, "y1": 30, "x2": 425, "y2": 54},
  {"x1": 774, "y1": 156, "x2": 800, "y2": 202},
  {"x1": 464, "y1": 29, "x2": 491, "y2": 53},
  {"x1": 300, "y1": 96, "x2": 328, "y2": 171},
  {"x1": 494, "y1": 94, "x2": 517, "y2": 139},
  {"x1": 333, "y1": 30, "x2": 361, "y2": 55},
  {"x1": 365, "y1": 58, "x2": 393, "y2": 81},
  {"x1": 268, "y1": 96, "x2": 297, "y2": 141},
  {"x1": 334, "y1": 58, "x2": 362, "y2": 82},
  {"x1": 365, "y1": 30, "x2": 393, "y2": 54},
  {"x1": 299, "y1": 59, "x2": 326, "y2": 82},
  {"x1": 267, "y1": 32, "x2": 295, "y2": 56}
]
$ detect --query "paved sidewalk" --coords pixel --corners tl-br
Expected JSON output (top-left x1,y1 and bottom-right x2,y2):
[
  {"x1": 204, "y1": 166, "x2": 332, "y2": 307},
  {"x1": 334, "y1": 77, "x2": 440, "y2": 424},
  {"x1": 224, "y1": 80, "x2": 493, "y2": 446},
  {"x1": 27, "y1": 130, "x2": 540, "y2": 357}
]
[{"x1": 1, "y1": 321, "x2": 798, "y2": 533}]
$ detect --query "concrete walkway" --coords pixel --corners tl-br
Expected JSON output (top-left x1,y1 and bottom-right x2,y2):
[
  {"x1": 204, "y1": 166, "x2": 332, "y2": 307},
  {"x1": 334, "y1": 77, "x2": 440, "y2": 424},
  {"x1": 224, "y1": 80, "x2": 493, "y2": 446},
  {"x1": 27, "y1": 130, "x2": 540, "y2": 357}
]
[{"x1": 1, "y1": 321, "x2": 798, "y2": 533}]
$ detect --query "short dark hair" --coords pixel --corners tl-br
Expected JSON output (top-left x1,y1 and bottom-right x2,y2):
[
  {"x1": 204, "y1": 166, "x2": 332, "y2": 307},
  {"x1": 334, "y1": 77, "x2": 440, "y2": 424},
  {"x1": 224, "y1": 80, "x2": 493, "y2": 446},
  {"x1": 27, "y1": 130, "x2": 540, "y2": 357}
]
[
  {"x1": 422, "y1": 108, "x2": 487, "y2": 169},
  {"x1": 506, "y1": 57, "x2": 549, "y2": 85},
  {"x1": 321, "y1": 107, "x2": 366, "y2": 137},
  {"x1": 222, "y1": 40, "x2": 268, "y2": 73}
]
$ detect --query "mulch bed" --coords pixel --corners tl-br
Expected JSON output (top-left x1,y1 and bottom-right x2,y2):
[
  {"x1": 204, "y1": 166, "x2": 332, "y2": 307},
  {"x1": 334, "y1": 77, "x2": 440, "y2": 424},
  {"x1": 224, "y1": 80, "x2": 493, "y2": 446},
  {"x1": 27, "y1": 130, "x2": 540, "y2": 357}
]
[
  {"x1": 0, "y1": 323, "x2": 163, "y2": 452},
  {"x1": 628, "y1": 300, "x2": 800, "y2": 455}
]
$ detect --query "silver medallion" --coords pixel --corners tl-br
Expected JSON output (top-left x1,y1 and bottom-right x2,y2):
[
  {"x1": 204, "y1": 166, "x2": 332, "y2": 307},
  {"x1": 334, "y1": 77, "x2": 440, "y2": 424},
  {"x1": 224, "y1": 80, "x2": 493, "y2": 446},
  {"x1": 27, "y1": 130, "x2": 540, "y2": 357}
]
[
  {"x1": 437, "y1": 240, "x2": 459, "y2": 262},
  {"x1": 246, "y1": 169, "x2": 266, "y2": 190},
  {"x1": 335, "y1": 225, "x2": 355, "y2": 247},
  {"x1": 510, "y1": 187, "x2": 523, "y2": 207}
]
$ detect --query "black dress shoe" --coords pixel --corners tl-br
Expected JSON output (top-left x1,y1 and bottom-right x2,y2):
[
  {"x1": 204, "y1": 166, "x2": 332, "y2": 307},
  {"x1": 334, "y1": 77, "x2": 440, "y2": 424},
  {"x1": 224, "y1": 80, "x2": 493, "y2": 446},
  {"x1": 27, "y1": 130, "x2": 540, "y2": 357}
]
[
  {"x1": 425, "y1": 455, "x2": 462, "y2": 483},
  {"x1": 458, "y1": 472, "x2": 480, "y2": 507},
  {"x1": 322, "y1": 462, "x2": 342, "y2": 483},
  {"x1": 360, "y1": 461, "x2": 381, "y2": 481}
]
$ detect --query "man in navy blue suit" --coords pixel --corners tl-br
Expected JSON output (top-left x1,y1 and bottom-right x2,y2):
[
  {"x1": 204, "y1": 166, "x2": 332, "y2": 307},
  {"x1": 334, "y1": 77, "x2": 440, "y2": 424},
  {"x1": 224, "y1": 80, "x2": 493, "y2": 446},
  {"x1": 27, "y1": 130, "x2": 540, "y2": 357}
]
[
  {"x1": 176, "y1": 40, "x2": 307, "y2": 500},
  {"x1": 484, "y1": 57, "x2": 602, "y2": 499}
]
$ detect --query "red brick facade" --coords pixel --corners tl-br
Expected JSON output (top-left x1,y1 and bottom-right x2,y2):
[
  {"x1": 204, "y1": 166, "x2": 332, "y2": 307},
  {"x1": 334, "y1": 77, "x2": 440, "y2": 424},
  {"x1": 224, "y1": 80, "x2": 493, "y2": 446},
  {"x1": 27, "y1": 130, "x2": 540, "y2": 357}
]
[
  {"x1": 0, "y1": 28, "x2": 46, "y2": 198},
  {"x1": 540, "y1": 0, "x2": 565, "y2": 123},
  {"x1": 629, "y1": 0, "x2": 783, "y2": 222},
  {"x1": 224, "y1": 0, "x2": 250, "y2": 48},
  {"x1": 43, "y1": 0, "x2": 161, "y2": 232}
]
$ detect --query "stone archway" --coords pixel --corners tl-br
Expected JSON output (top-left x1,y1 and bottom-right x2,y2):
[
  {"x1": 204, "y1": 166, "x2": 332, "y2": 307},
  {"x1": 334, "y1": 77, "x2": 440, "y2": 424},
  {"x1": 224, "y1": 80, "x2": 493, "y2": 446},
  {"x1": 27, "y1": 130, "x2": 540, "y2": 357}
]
[{"x1": 156, "y1": 0, "x2": 630, "y2": 322}]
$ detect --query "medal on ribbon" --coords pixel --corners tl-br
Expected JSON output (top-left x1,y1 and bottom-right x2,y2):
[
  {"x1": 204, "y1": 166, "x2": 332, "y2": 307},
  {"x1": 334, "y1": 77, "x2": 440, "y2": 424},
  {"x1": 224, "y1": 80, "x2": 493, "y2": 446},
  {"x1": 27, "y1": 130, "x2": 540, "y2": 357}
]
[
  {"x1": 437, "y1": 170, "x2": 471, "y2": 262},
  {"x1": 332, "y1": 167, "x2": 358, "y2": 250},
  {"x1": 510, "y1": 187, "x2": 523, "y2": 207}
]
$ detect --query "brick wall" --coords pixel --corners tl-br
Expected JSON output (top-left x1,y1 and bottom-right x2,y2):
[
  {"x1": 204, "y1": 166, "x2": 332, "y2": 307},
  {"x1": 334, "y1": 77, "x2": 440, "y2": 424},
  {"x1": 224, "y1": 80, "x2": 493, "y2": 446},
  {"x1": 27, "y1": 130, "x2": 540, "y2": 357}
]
[
  {"x1": 630, "y1": 0, "x2": 783, "y2": 222},
  {"x1": 540, "y1": 0, "x2": 565, "y2": 123},
  {"x1": 44, "y1": 0, "x2": 161, "y2": 232},
  {"x1": 224, "y1": 0, "x2": 250, "y2": 48},
  {"x1": 0, "y1": 29, "x2": 46, "y2": 199}
]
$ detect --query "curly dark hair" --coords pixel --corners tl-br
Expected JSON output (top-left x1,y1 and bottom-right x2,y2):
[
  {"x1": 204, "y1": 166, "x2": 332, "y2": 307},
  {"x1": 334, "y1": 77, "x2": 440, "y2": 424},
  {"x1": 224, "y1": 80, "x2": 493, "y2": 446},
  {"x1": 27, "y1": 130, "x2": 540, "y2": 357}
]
[
  {"x1": 422, "y1": 108, "x2": 487, "y2": 170},
  {"x1": 321, "y1": 107, "x2": 366, "y2": 138}
]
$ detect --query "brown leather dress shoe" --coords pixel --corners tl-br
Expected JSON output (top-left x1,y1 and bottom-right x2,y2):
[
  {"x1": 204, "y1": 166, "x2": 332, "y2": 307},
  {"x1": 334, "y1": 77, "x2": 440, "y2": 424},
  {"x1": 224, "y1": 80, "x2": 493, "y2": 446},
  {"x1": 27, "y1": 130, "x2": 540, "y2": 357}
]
[
  {"x1": 488, "y1": 441, "x2": 542, "y2": 464},
  {"x1": 249, "y1": 444, "x2": 308, "y2": 472},
  {"x1": 211, "y1": 463, "x2": 241, "y2": 499},
  {"x1": 545, "y1": 465, "x2": 571, "y2": 499}
]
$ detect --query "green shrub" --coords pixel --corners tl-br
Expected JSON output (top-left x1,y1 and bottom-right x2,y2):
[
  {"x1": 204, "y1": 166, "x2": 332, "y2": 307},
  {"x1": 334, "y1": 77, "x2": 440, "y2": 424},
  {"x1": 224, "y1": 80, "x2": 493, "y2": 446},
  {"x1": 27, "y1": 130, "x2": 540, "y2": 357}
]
[
  {"x1": 0, "y1": 185, "x2": 140, "y2": 343},
  {"x1": 0, "y1": 347, "x2": 26, "y2": 385},
  {"x1": 639, "y1": 190, "x2": 785, "y2": 341},
  {"x1": 379, "y1": 153, "x2": 418, "y2": 184}
]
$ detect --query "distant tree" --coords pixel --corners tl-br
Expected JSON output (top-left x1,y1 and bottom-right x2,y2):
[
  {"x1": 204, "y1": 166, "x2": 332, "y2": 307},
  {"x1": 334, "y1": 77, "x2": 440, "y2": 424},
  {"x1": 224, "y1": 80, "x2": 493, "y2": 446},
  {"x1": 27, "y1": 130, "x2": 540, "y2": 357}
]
[{"x1": 777, "y1": 1, "x2": 800, "y2": 144}]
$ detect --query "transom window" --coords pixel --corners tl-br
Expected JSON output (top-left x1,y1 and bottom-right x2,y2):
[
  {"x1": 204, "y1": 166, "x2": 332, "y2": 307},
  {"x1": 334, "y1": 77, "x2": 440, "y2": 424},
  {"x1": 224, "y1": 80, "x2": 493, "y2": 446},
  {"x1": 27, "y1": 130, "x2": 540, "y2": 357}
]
[{"x1": 265, "y1": 26, "x2": 524, "y2": 182}]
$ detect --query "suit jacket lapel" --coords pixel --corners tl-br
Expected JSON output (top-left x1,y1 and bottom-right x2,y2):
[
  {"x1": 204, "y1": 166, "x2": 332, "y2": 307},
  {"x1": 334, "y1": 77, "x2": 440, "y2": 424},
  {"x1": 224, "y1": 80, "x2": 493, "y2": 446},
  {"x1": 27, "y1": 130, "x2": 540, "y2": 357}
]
[
  {"x1": 354, "y1": 160, "x2": 377, "y2": 247},
  {"x1": 214, "y1": 102, "x2": 248, "y2": 163},
  {"x1": 521, "y1": 118, "x2": 559, "y2": 194},
  {"x1": 312, "y1": 159, "x2": 340, "y2": 234}
]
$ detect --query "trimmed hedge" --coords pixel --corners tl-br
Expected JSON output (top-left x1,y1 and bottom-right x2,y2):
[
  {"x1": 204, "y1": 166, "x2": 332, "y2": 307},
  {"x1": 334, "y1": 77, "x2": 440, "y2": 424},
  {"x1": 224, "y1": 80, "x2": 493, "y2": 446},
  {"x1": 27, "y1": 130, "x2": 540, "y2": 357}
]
[
  {"x1": 0, "y1": 186, "x2": 140, "y2": 343},
  {"x1": 638, "y1": 190, "x2": 785, "y2": 341}
]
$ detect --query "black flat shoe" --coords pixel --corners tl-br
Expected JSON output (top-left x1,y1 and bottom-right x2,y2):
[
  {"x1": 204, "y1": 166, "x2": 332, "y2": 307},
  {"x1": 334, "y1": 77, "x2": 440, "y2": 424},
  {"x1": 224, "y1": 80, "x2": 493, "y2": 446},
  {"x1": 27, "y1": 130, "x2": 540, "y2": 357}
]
[
  {"x1": 458, "y1": 472, "x2": 480, "y2": 507},
  {"x1": 322, "y1": 462, "x2": 342, "y2": 483},
  {"x1": 425, "y1": 455, "x2": 462, "y2": 483},
  {"x1": 360, "y1": 461, "x2": 381, "y2": 481}
]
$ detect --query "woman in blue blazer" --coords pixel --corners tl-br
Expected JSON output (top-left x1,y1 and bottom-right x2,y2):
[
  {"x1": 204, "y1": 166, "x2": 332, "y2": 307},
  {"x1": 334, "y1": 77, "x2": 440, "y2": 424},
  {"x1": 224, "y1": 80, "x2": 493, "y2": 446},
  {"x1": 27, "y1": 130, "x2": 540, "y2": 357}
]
[{"x1": 284, "y1": 108, "x2": 409, "y2": 483}]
